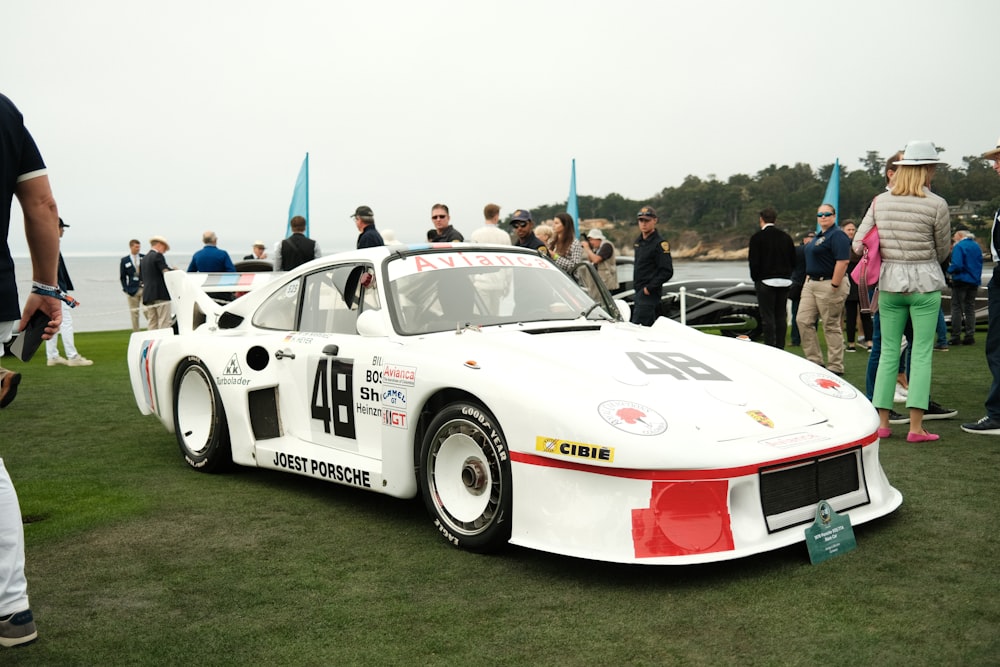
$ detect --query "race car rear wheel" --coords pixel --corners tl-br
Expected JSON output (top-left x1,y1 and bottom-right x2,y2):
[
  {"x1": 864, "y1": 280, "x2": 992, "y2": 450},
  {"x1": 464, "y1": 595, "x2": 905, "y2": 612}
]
[
  {"x1": 419, "y1": 402, "x2": 512, "y2": 553},
  {"x1": 172, "y1": 358, "x2": 232, "y2": 473}
]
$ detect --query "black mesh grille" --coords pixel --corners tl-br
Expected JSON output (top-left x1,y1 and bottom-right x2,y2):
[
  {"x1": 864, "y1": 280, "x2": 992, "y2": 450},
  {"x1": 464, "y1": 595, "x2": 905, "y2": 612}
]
[{"x1": 760, "y1": 448, "x2": 862, "y2": 520}]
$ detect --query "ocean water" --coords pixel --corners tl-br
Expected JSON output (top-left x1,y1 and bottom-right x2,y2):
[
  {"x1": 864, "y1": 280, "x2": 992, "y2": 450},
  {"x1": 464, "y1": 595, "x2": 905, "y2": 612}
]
[
  {"x1": 13, "y1": 253, "x2": 197, "y2": 333},
  {"x1": 14, "y1": 254, "x2": 753, "y2": 333}
]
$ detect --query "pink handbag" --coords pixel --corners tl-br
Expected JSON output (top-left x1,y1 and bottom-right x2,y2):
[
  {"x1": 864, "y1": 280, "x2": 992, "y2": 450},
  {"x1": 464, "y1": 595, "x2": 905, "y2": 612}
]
[{"x1": 851, "y1": 225, "x2": 881, "y2": 313}]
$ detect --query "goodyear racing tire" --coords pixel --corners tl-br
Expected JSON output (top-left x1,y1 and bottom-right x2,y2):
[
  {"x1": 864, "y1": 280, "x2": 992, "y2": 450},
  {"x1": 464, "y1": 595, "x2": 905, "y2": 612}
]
[
  {"x1": 172, "y1": 358, "x2": 232, "y2": 473},
  {"x1": 419, "y1": 402, "x2": 512, "y2": 553}
]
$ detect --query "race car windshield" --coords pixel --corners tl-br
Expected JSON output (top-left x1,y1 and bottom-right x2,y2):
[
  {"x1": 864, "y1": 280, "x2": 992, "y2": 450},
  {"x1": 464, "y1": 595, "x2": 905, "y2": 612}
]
[{"x1": 387, "y1": 250, "x2": 595, "y2": 335}]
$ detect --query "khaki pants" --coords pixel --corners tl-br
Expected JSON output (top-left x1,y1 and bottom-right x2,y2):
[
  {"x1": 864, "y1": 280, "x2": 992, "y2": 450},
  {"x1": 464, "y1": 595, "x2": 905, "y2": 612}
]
[
  {"x1": 796, "y1": 279, "x2": 848, "y2": 373},
  {"x1": 145, "y1": 300, "x2": 172, "y2": 330},
  {"x1": 126, "y1": 287, "x2": 144, "y2": 331}
]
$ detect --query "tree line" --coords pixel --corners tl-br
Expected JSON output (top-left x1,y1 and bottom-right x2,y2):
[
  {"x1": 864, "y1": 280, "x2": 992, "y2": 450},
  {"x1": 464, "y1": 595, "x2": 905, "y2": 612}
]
[{"x1": 513, "y1": 151, "x2": 1000, "y2": 249}]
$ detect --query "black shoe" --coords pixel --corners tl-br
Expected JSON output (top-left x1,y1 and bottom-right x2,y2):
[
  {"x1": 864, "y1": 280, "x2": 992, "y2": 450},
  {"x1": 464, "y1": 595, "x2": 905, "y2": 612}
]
[
  {"x1": 961, "y1": 416, "x2": 1000, "y2": 434},
  {"x1": 934, "y1": 343, "x2": 949, "y2": 351},
  {"x1": 949, "y1": 338, "x2": 961, "y2": 346},
  {"x1": 924, "y1": 401, "x2": 958, "y2": 420},
  {"x1": 963, "y1": 337, "x2": 975, "y2": 345},
  {"x1": 888, "y1": 410, "x2": 909, "y2": 425}
]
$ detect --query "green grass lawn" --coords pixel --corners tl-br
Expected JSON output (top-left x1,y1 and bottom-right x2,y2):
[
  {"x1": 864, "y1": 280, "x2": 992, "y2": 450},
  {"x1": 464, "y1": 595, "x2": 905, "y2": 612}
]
[{"x1": 2, "y1": 329, "x2": 998, "y2": 665}]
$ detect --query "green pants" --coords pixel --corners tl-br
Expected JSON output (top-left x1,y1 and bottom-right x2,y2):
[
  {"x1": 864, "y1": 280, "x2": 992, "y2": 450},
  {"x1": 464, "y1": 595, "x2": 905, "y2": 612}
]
[{"x1": 873, "y1": 290, "x2": 941, "y2": 411}]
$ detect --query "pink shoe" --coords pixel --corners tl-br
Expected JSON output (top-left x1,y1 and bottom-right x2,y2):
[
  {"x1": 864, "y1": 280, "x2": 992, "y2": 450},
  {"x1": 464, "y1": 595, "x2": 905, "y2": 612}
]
[
  {"x1": 906, "y1": 431, "x2": 940, "y2": 443},
  {"x1": 877, "y1": 427, "x2": 892, "y2": 439}
]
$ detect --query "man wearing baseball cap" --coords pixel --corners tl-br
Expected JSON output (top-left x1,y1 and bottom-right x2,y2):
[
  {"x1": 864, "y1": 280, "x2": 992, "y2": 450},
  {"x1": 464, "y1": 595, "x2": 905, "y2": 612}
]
[
  {"x1": 961, "y1": 139, "x2": 1000, "y2": 434},
  {"x1": 630, "y1": 206, "x2": 673, "y2": 326},
  {"x1": 510, "y1": 209, "x2": 548, "y2": 257},
  {"x1": 353, "y1": 205, "x2": 384, "y2": 249}
]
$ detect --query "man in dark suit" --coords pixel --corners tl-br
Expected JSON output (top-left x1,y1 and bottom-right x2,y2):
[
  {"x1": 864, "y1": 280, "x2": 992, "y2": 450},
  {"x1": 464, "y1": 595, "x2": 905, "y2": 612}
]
[
  {"x1": 748, "y1": 207, "x2": 796, "y2": 348},
  {"x1": 119, "y1": 239, "x2": 144, "y2": 331},
  {"x1": 273, "y1": 215, "x2": 321, "y2": 270}
]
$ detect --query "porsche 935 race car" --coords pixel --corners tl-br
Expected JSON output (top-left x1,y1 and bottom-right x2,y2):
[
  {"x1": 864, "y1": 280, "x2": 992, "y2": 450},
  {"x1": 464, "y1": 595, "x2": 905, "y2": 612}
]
[{"x1": 128, "y1": 243, "x2": 902, "y2": 565}]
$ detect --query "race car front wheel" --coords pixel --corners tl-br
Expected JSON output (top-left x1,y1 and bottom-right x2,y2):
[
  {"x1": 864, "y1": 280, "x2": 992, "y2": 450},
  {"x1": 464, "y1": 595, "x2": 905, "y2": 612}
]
[
  {"x1": 419, "y1": 401, "x2": 512, "y2": 553},
  {"x1": 172, "y1": 358, "x2": 232, "y2": 473}
]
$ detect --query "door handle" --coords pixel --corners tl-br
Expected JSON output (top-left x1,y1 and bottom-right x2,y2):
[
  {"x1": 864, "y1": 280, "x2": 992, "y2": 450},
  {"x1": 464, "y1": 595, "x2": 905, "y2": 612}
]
[{"x1": 275, "y1": 348, "x2": 296, "y2": 360}]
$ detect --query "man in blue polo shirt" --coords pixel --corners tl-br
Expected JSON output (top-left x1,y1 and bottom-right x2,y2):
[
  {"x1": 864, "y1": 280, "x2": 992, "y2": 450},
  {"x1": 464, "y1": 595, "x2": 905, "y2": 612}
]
[
  {"x1": 187, "y1": 231, "x2": 235, "y2": 273},
  {"x1": 796, "y1": 203, "x2": 850, "y2": 374}
]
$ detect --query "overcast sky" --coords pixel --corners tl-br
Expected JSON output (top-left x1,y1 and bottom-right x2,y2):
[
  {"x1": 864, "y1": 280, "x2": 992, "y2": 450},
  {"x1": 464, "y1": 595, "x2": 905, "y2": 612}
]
[{"x1": 4, "y1": 1, "x2": 998, "y2": 257}]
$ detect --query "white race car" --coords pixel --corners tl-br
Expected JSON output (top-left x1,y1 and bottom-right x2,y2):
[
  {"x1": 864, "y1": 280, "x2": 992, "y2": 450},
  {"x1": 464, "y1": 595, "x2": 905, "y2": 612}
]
[{"x1": 128, "y1": 244, "x2": 901, "y2": 564}]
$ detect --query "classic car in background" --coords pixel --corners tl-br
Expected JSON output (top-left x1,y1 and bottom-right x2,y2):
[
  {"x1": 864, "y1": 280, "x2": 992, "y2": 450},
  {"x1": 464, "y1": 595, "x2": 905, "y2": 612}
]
[
  {"x1": 614, "y1": 257, "x2": 763, "y2": 340},
  {"x1": 128, "y1": 244, "x2": 901, "y2": 564}
]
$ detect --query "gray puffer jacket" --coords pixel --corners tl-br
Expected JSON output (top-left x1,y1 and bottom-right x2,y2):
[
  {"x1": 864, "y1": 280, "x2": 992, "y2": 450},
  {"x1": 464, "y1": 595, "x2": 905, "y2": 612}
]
[{"x1": 854, "y1": 188, "x2": 951, "y2": 293}]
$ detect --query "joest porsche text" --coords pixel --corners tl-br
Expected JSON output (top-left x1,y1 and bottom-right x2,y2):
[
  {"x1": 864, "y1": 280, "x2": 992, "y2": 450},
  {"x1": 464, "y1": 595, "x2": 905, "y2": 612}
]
[{"x1": 271, "y1": 452, "x2": 372, "y2": 488}]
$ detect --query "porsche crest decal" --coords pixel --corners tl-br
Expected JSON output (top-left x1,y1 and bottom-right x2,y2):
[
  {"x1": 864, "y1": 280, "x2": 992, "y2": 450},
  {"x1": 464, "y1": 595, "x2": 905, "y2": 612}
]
[{"x1": 746, "y1": 410, "x2": 774, "y2": 428}]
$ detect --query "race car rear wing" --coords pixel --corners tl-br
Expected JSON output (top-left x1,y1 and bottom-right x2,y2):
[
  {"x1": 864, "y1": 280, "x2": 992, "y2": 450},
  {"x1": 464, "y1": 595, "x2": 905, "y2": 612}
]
[{"x1": 165, "y1": 271, "x2": 281, "y2": 334}]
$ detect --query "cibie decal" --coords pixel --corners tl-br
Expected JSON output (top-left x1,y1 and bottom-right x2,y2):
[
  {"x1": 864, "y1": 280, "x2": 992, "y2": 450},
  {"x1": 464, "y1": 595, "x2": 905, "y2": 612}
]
[
  {"x1": 536, "y1": 436, "x2": 615, "y2": 462},
  {"x1": 746, "y1": 410, "x2": 774, "y2": 428},
  {"x1": 597, "y1": 401, "x2": 667, "y2": 436},
  {"x1": 799, "y1": 372, "x2": 858, "y2": 399}
]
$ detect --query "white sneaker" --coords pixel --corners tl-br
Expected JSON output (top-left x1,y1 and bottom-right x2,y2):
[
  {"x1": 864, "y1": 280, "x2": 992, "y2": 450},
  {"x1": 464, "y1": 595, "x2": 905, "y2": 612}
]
[
  {"x1": 47, "y1": 356, "x2": 68, "y2": 366},
  {"x1": 66, "y1": 355, "x2": 93, "y2": 367},
  {"x1": 894, "y1": 382, "x2": 908, "y2": 403}
]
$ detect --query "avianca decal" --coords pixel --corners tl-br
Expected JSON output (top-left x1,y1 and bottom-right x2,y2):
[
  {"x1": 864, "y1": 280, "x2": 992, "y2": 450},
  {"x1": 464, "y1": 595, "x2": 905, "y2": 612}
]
[{"x1": 406, "y1": 252, "x2": 553, "y2": 274}]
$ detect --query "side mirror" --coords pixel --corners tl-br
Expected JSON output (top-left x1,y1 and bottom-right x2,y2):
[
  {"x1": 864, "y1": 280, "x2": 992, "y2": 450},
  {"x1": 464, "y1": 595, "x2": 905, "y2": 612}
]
[{"x1": 357, "y1": 309, "x2": 388, "y2": 337}]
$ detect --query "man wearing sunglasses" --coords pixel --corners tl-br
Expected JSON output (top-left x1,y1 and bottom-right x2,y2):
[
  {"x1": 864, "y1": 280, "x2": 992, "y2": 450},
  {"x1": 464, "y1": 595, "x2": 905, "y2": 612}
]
[
  {"x1": 510, "y1": 209, "x2": 549, "y2": 257},
  {"x1": 796, "y1": 204, "x2": 850, "y2": 375},
  {"x1": 430, "y1": 204, "x2": 463, "y2": 242}
]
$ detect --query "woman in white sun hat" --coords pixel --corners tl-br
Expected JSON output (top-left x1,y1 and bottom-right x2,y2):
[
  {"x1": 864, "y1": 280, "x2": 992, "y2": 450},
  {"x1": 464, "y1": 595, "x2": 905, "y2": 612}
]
[{"x1": 854, "y1": 140, "x2": 951, "y2": 442}]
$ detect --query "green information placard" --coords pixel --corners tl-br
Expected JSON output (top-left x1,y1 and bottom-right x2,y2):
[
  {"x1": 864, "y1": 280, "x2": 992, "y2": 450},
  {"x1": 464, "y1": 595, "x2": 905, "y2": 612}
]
[{"x1": 805, "y1": 500, "x2": 857, "y2": 565}]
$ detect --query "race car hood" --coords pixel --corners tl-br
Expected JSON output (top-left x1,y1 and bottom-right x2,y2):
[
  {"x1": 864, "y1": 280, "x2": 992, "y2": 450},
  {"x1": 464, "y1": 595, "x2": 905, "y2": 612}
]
[{"x1": 411, "y1": 317, "x2": 869, "y2": 468}]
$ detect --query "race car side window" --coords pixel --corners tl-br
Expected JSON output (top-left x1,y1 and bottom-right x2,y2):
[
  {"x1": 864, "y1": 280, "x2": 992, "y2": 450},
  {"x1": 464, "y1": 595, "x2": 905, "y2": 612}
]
[
  {"x1": 298, "y1": 264, "x2": 380, "y2": 335},
  {"x1": 252, "y1": 278, "x2": 301, "y2": 331}
]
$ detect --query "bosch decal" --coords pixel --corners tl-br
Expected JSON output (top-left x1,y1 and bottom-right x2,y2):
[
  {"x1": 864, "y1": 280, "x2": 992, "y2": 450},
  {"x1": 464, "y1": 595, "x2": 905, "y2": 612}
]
[{"x1": 759, "y1": 432, "x2": 825, "y2": 449}]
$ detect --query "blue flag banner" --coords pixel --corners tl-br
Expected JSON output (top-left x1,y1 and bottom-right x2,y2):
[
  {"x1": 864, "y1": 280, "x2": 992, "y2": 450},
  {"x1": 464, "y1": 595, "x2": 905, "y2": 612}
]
[
  {"x1": 567, "y1": 158, "x2": 579, "y2": 238},
  {"x1": 287, "y1": 153, "x2": 309, "y2": 237},
  {"x1": 818, "y1": 159, "x2": 840, "y2": 233}
]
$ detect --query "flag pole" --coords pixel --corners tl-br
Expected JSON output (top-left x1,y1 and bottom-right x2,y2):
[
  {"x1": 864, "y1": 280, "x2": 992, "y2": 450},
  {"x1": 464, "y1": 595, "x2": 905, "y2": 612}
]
[
  {"x1": 287, "y1": 152, "x2": 309, "y2": 237},
  {"x1": 567, "y1": 158, "x2": 579, "y2": 238}
]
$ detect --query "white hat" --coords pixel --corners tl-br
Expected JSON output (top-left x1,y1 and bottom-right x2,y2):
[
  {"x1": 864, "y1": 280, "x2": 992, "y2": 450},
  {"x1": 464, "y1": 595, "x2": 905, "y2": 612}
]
[
  {"x1": 149, "y1": 235, "x2": 170, "y2": 251},
  {"x1": 982, "y1": 137, "x2": 1000, "y2": 160},
  {"x1": 894, "y1": 140, "x2": 945, "y2": 166},
  {"x1": 587, "y1": 228, "x2": 606, "y2": 240}
]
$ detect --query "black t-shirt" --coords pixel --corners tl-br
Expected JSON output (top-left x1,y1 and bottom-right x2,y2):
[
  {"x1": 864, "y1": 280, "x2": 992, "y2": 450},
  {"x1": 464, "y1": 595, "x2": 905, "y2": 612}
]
[{"x1": 0, "y1": 94, "x2": 47, "y2": 321}]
